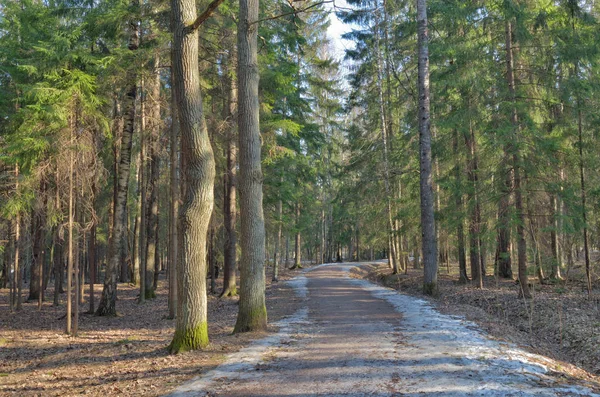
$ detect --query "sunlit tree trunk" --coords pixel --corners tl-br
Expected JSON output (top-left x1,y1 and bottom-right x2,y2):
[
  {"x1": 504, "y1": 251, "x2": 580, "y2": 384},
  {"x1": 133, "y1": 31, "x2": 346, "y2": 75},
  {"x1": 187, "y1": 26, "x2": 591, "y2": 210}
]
[
  {"x1": 168, "y1": 0, "x2": 216, "y2": 352},
  {"x1": 234, "y1": 0, "x2": 267, "y2": 333},
  {"x1": 417, "y1": 0, "x2": 438, "y2": 295}
]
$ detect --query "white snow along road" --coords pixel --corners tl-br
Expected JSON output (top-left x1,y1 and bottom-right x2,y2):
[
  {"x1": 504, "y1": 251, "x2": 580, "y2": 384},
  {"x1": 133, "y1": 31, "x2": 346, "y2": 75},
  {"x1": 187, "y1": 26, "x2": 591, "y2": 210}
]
[{"x1": 169, "y1": 263, "x2": 600, "y2": 397}]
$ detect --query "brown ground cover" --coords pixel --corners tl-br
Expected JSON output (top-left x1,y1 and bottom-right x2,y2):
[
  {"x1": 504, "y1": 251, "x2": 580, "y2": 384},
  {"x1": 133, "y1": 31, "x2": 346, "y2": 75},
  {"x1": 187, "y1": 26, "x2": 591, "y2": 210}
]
[
  {"x1": 353, "y1": 261, "x2": 600, "y2": 387},
  {"x1": 0, "y1": 264, "x2": 303, "y2": 397}
]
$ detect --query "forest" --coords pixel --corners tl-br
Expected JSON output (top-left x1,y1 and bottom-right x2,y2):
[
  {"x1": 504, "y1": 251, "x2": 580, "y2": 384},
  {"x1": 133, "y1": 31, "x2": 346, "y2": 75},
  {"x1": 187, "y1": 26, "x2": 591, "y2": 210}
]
[{"x1": 1, "y1": 0, "x2": 600, "y2": 395}]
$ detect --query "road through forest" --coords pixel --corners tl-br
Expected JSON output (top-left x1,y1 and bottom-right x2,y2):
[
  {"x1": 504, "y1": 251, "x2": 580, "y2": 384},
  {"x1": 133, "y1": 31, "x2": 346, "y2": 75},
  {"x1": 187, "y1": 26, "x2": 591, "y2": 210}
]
[{"x1": 170, "y1": 263, "x2": 600, "y2": 397}]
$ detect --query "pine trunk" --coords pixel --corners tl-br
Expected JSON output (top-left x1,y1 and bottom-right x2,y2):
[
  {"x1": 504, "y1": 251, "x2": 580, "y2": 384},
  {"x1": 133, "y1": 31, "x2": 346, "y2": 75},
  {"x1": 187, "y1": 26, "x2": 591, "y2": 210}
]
[
  {"x1": 272, "y1": 198, "x2": 282, "y2": 282},
  {"x1": 144, "y1": 58, "x2": 161, "y2": 300},
  {"x1": 417, "y1": 0, "x2": 438, "y2": 295},
  {"x1": 505, "y1": 20, "x2": 531, "y2": 299},
  {"x1": 168, "y1": 60, "x2": 179, "y2": 319},
  {"x1": 96, "y1": 13, "x2": 139, "y2": 316},
  {"x1": 221, "y1": 48, "x2": 238, "y2": 298},
  {"x1": 29, "y1": 179, "x2": 47, "y2": 303}
]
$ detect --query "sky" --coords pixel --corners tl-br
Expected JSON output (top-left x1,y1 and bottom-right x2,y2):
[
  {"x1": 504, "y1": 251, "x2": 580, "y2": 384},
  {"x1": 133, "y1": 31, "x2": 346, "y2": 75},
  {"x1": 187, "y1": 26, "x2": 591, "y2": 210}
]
[{"x1": 326, "y1": 0, "x2": 354, "y2": 60}]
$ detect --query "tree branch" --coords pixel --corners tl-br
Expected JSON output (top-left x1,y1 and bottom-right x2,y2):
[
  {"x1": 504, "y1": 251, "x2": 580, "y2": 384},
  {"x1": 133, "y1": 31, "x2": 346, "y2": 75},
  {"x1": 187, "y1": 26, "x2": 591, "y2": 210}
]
[
  {"x1": 190, "y1": 0, "x2": 226, "y2": 31},
  {"x1": 251, "y1": 0, "x2": 333, "y2": 25}
]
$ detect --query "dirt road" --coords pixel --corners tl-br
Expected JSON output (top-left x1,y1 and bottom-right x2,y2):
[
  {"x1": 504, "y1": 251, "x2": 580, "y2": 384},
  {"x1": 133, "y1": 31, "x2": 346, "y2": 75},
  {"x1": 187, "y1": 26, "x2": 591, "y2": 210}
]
[{"x1": 170, "y1": 263, "x2": 600, "y2": 397}]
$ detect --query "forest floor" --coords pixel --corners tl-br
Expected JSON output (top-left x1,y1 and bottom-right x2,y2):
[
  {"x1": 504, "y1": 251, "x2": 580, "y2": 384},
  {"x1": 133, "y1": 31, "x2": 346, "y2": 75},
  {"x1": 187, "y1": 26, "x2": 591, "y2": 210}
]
[
  {"x1": 356, "y1": 261, "x2": 600, "y2": 383},
  {"x1": 0, "y1": 265, "x2": 303, "y2": 397}
]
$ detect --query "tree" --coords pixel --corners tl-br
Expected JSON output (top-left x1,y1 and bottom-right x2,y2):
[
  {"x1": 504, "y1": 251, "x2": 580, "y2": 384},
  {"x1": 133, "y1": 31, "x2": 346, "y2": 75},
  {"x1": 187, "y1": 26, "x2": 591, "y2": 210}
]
[
  {"x1": 234, "y1": 0, "x2": 267, "y2": 333},
  {"x1": 96, "y1": 1, "x2": 140, "y2": 316},
  {"x1": 168, "y1": 0, "x2": 219, "y2": 353},
  {"x1": 417, "y1": 0, "x2": 438, "y2": 295}
]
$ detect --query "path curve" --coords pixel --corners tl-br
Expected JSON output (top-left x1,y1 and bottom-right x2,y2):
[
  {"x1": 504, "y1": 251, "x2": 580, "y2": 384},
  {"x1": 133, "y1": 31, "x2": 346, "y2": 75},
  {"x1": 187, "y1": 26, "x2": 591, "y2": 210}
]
[{"x1": 169, "y1": 263, "x2": 600, "y2": 397}]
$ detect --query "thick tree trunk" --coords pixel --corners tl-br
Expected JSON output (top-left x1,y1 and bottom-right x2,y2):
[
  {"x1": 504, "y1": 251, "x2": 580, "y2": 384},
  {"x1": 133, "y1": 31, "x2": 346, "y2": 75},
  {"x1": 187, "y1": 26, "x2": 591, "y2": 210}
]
[
  {"x1": 417, "y1": 0, "x2": 438, "y2": 295},
  {"x1": 96, "y1": 13, "x2": 139, "y2": 316},
  {"x1": 234, "y1": 0, "x2": 267, "y2": 333},
  {"x1": 168, "y1": 0, "x2": 216, "y2": 352},
  {"x1": 221, "y1": 49, "x2": 238, "y2": 298}
]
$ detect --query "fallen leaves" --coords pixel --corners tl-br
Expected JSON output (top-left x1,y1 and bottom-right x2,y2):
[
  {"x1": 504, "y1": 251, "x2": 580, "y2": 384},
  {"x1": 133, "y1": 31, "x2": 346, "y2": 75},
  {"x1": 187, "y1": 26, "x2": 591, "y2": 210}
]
[{"x1": 0, "y1": 264, "x2": 302, "y2": 396}]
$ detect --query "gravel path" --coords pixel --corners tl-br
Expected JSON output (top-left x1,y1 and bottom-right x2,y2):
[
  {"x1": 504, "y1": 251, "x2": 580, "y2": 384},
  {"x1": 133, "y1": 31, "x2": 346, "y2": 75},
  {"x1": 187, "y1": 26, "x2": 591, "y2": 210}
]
[{"x1": 169, "y1": 263, "x2": 600, "y2": 397}]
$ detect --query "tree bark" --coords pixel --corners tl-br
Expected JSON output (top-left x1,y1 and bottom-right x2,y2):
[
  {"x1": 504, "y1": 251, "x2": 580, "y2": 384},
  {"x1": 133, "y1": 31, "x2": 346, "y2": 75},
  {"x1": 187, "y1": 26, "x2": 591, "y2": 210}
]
[
  {"x1": 169, "y1": 0, "x2": 216, "y2": 352},
  {"x1": 96, "y1": 10, "x2": 139, "y2": 316},
  {"x1": 417, "y1": 0, "x2": 438, "y2": 295},
  {"x1": 374, "y1": 3, "x2": 398, "y2": 274},
  {"x1": 168, "y1": 61, "x2": 179, "y2": 319},
  {"x1": 88, "y1": 204, "x2": 97, "y2": 313},
  {"x1": 67, "y1": 122, "x2": 74, "y2": 333},
  {"x1": 549, "y1": 194, "x2": 562, "y2": 280},
  {"x1": 453, "y1": 129, "x2": 468, "y2": 283},
  {"x1": 577, "y1": 107, "x2": 591, "y2": 295},
  {"x1": 272, "y1": 198, "x2": 282, "y2": 282},
  {"x1": 144, "y1": 57, "x2": 161, "y2": 300},
  {"x1": 465, "y1": 119, "x2": 482, "y2": 288},
  {"x1": 29, "y1": 178, "x2": 47, "y2": 304},
  {"x1": 234, "y1": 0, "x2": 267, "y2": 333},
  {"x1": 291, "y1": 203, "x2": 302, "y2": 270},
  {"x1": 221, "y1": 48, "x2": 238, "y2": 298},
  {"x1": 505, "y1": 20, "x2": 531, "y2": 299}
]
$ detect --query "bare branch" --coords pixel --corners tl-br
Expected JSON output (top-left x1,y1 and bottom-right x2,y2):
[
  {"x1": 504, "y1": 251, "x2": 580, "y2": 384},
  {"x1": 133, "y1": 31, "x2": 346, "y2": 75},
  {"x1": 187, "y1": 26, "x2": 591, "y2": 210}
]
[
  {"x1": 251, "y1": 0, "x2": 333, "y2": 25},
  {"x1": 190, "y1": 0, "x2": 226, "y2": 31}
]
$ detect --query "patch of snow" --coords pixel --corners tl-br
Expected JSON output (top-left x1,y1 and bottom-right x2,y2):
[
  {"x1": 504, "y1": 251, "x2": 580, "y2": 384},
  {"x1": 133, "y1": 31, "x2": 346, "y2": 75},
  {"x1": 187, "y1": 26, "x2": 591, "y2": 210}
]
[
  {"x1": 167, "y1": 307, "x2": 309, "y2": 397},
  {"x1": 285, "y1": 275, "x2": 308, "y2": 298},
  {"x1": 342, "y1": 265, "x2": 600, "y2": 396}
]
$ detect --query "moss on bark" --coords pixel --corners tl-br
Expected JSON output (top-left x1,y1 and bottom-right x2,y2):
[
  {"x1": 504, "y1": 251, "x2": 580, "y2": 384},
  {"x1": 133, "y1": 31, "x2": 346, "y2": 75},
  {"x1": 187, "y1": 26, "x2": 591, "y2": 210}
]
[
  {"x1": 423, "y1": 282, "x2": 438, "y2": 297},
  {"x1": 233, "y1": 305, "x2": 267, "y2": 333},
  {"x1": 168, "y1": 322, "x2": 209, "y2": 354}
]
